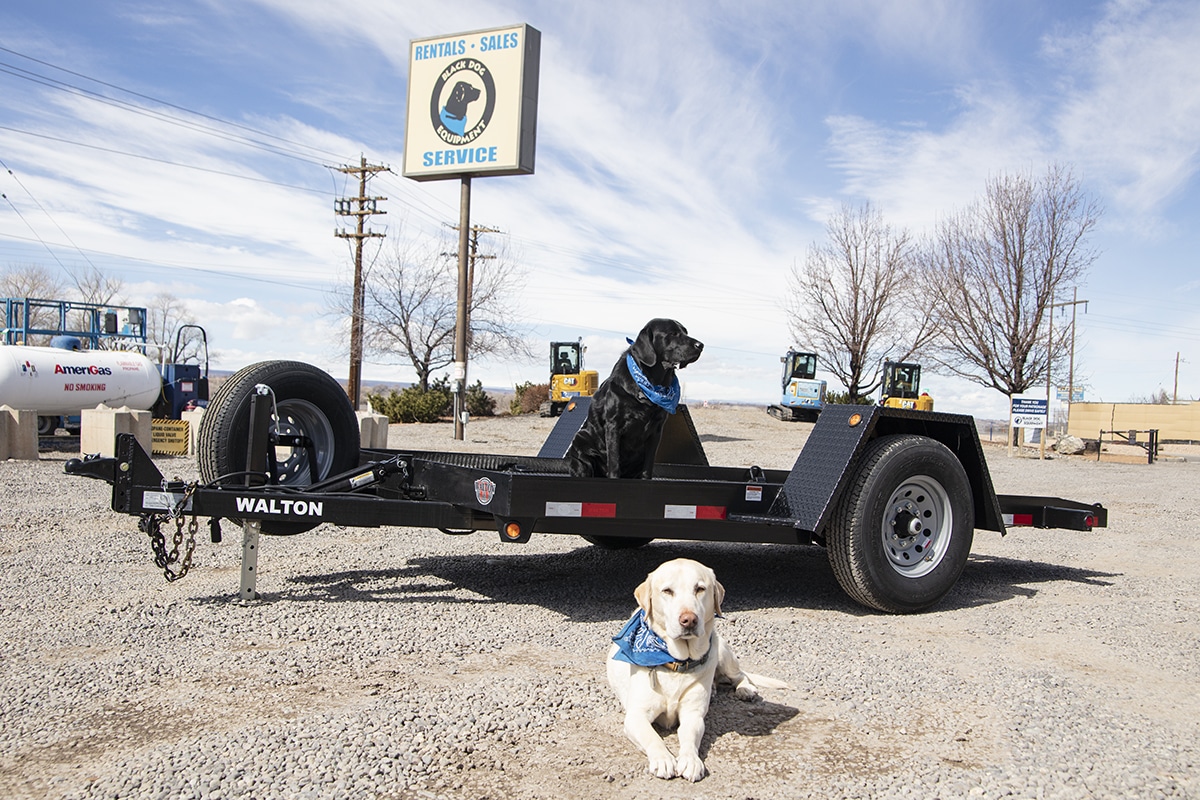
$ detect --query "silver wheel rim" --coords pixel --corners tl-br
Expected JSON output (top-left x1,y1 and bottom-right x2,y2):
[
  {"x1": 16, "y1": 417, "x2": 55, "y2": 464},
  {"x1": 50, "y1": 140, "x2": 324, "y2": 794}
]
[
  {"x1": 880, "y1": 474, "x2": 952, "y2": 578},
  {"x1": 271, "y1": 399, "x2": 336, "y2": 485}
]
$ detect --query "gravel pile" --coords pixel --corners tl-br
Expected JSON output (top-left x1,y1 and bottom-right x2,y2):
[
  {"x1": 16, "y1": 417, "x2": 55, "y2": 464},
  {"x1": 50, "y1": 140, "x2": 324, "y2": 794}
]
[{"x1": 1, "y1": 405, "x2": 1197, "y2": 799}]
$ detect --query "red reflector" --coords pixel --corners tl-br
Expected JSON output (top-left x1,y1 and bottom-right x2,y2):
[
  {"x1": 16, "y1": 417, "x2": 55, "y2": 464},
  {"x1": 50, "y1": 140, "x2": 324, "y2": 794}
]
[
  {"x1": 581, "y1": 502, "x2": 617, "y2": 517},
  {"x1": 696, "y1": 506, "x2": 727, "y2": 520},
  {"x1": 1012, "y1": 513, "x2": 1034, "y2": 526},
  {"x1": 1084, "y1": 515, "x2": 1096, "y2": 528}
]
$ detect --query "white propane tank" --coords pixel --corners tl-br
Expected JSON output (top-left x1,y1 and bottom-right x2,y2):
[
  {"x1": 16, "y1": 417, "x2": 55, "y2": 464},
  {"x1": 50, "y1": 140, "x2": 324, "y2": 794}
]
[{"x1": 0, "y1": 345, "x2": 163, "y2": 415}]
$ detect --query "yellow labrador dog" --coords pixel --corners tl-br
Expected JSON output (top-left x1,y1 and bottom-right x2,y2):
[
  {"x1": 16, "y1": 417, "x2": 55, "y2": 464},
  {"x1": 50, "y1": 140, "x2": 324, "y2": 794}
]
[{"x1": 607, "y1": 558, "x2": 788, "y2": 781}]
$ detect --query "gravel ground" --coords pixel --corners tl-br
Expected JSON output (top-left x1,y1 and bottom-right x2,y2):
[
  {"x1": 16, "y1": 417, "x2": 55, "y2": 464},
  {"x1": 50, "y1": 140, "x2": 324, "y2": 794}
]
[{"x1": 1, "y1": 404, "x2": 1198, "y2": 799}]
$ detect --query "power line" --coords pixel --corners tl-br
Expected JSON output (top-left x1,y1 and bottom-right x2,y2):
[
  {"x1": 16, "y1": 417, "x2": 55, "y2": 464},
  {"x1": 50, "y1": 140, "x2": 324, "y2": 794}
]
[
  {"x1": 0, "y1": 45, "x2": 355, "y2": 165},
  {"x1": 0, "y1": 189, "x2": 69, "y2": 271},
  {"x1": 0, "y1": 230, "x2": 334, "y2": 292},
  {"x1": 0, "y1": 123, "x2": 326, "y2": 194},
  {"x1": 0, "y1": 156, "x2": 100, "y2": 274}
]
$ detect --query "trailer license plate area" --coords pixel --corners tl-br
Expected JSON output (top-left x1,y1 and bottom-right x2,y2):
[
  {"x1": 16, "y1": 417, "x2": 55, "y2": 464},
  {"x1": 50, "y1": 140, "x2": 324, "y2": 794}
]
[{"x1": 142, "y1": 491, "x2": 191, "y2": 512}]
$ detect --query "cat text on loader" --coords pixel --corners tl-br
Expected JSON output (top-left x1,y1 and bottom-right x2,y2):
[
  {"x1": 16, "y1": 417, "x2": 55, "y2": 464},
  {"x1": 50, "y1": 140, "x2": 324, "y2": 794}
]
[
  {"x1": 880, "y1": 361, "x2": 933, "y2": 411},
  {"x1": 543, "y1": 339, "x2": 599, "y2": 416}
]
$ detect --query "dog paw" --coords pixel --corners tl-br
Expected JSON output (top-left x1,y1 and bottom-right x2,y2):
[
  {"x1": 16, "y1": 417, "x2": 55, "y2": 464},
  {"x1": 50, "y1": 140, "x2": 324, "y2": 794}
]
[
  {"x1": 646, "y1": 753, "x2": 676, "y2": 780},
  {"x1": 734, "y1": 682, "x2": 762, "y2": 701},
  {"x1": 676, "y1": 754, "x2": 707, "y2": 782}
]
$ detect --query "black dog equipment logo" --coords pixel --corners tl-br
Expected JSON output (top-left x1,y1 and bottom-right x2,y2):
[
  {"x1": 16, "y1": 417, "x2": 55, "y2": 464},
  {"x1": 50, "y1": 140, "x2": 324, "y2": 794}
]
[
  {"x1": 430, "y1": 59, "x2": 496, "y2": 146},
  {"x1": 403, "y1": 23, "x2": 539, "y2": 181}
]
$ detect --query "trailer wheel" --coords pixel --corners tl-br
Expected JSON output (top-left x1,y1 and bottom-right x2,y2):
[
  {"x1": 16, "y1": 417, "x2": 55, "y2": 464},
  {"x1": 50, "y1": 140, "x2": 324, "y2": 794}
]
[
  {"x1": 826, "y1": 434, "x2": 973, "y2": 613},
  {"x1": 197, "y1": 361, "x2": 360, "y2": 535},
  {"x1": 581, "y1": 535, "x2": 652, "y2": 550}
]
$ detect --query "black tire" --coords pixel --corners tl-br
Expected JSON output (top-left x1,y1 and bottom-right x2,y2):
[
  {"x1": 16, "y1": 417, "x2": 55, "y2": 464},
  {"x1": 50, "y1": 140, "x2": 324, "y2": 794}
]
[
  {"x1": 37, "y1": 416, "x2": 57, "y2": 436},
  {"x1": 826, "y1": 434, "x2": 974, "y2": 613},
  {"x1": 581, "y1": 535, "x2": 653, "y2": 550},
  {"x1": 197, "y1": 361, "x2": 359, "y2": 535}
]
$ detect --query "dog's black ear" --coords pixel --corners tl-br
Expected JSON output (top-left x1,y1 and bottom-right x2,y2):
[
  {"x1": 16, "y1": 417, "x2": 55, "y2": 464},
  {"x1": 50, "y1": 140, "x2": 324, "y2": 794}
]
[{"x1": 629, "y1": 323, "x2": 658, "y2": 367}]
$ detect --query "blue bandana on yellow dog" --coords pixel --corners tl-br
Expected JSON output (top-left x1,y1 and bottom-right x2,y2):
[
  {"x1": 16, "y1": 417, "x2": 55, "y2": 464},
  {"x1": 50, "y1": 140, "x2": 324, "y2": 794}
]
[
  {"x1": 611, "y1": 609, "x2": 712, "y2": 672},
  {"x1": 611, "y1": 609, "x2": 677, "y2": 667}
]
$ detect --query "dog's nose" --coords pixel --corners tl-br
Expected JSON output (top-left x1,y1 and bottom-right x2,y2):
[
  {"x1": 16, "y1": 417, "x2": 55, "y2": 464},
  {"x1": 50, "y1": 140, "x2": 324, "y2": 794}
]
[{"x1": 679, "y1": 610, "x2": 697, "y2": 630}]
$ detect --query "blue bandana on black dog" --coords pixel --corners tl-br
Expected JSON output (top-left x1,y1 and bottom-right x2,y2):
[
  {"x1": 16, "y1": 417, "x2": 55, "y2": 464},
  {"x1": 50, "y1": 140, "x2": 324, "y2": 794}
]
[
  {"x1": 611, "y1": 609, "x2": 710, "y2": 672},
  {"x1": 625, "y1": 341, "x2": 681, "y2": 414}
]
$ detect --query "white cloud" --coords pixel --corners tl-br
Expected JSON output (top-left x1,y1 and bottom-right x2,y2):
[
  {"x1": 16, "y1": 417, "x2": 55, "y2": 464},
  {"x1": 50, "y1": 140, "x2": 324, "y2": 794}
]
[
  {"x1": 821, "y1": 84, "x2": 1050, "y2": 231},
  {"x1": 1047, "y1": 0, "x2": 1200, "y2": 217}
]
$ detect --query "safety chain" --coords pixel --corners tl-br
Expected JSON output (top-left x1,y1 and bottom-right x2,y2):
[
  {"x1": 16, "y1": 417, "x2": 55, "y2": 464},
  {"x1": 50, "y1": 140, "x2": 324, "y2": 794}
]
[{"x1": 138, "y1": 481, "x2": 199, "y2": 582}]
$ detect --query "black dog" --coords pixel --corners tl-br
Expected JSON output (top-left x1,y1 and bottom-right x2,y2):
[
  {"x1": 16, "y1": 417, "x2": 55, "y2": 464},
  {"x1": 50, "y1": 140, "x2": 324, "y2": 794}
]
[
  {"x1": 564, "y1": 319, "x2": 704, "y2": 479},
  {"x1": 444, "y1": 80, "x2": 480, "y2": 122}
]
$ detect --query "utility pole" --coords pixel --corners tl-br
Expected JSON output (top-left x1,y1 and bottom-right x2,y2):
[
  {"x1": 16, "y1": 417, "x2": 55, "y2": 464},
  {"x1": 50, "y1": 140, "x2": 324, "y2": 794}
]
[
  {"x1": 334, "y1": 155, "x2": 390, "y2": 410},
  {"x1": 444, "y1": 222, "x2": 499, "y2": 439},
  {"x1": 1175, "y1": 352, "x2": 1188, "y2": 404},
  {"x1": 1044, "y1": 289, "x2": 1088, "y2": 459}
]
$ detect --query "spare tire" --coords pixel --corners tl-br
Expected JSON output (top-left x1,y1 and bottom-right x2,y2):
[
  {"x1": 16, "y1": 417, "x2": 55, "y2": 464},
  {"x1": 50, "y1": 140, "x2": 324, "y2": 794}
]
[{"x1": 197, "y1": 361, "x2": 360, "y2": 535}]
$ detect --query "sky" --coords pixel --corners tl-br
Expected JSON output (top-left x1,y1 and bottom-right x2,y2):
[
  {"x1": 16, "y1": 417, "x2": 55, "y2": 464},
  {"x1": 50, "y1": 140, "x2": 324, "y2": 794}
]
[{"x1": 2, "y1": 0, "x2": 1199, "y2": 421}]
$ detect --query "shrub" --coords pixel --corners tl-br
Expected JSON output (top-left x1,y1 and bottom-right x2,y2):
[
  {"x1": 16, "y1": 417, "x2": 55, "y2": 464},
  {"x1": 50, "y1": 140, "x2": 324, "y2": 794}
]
[
  {"x1": 367, "y1": 377, "x2": 453, "y2": 423},
  {"x1": 465, "y1": 380, "x2": 497, "y2": 417},
  {"x1": 825, "y1": 390, "x2": 875, "y2": 406},
  {"x1": 510, "y1": 381, "x2": 550, "y2": 415}
]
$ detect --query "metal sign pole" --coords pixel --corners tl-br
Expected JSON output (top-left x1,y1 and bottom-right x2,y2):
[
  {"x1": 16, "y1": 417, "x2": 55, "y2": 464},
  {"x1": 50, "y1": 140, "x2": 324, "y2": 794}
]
[{"x1": 453, "y1": 176, "x2": 472, "y2": 441}]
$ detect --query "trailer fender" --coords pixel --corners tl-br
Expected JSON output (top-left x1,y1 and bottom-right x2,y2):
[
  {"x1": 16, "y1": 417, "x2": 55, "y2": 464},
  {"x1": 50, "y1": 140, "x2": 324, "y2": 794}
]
[{"x1": 766, "y1": 405, "x2": 1004, "y2": 538}]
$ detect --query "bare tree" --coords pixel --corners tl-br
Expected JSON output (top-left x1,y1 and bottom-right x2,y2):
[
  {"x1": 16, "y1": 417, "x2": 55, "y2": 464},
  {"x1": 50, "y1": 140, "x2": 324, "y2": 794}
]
[
  {"x1": 335, "y1": 227, "x2": 532, "y2": 391},
  {"x1": 67, "y1": 265, "x2": 124, "y2": 306},
  {"x1": 1, "y1": 264, "x2": 68, "y2": 344},
  {"x1": 1, "y1": 263, "x2": 66, "y2": 299},
  {"x1": 918, "y1": 164, "x2": 1101, "y2": 400},
  {"x1": 62, "y1": 265, "x2": 127, "y2": 343},
  {"x1": 785, "y1": 202, "x2": 932, "y2": 401},
  {"x1": 145, "y1": 292, "x2": 206, "y2": 366}
]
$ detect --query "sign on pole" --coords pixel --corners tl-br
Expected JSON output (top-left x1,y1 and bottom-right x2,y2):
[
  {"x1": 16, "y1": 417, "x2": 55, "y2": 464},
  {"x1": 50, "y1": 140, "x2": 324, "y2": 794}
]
[
  {"x1": 1011, "y1": 395, "x2": 1048, "y2": 429},
  {"x1": 403, "y1": 24, "x2": 540, "y2": 181}
]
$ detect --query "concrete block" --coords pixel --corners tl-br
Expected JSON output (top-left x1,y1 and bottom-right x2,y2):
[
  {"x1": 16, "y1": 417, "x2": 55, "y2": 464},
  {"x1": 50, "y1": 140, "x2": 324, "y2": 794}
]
[
  {"x1": 80, "y1": 404, "x2": 152, "y2": 458},
  {"x1": 356, "y1": 411, "x2": 390, "y2": 449},
  {"x1": 0, "y1": 406, "x2": 39, "y2": 460},
  {"x1": 182, "y1": 407, "x2": 206, "y2": 456}
]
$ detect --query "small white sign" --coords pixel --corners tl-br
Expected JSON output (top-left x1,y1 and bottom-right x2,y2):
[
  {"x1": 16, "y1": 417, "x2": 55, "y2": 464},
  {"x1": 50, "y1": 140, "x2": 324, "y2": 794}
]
[
  {"x1": 1011, "y1": 396, "x2": 1048, "y2": 429},
  {"x1": 142, "y1": 491, "x2": 191, "y2": 512}
]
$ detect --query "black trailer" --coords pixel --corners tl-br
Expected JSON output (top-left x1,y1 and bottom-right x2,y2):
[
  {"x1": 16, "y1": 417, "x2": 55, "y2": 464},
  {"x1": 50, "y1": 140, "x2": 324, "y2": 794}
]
[{"x1": 66, "y1": 360, "x2": 1107, "y2": 614}]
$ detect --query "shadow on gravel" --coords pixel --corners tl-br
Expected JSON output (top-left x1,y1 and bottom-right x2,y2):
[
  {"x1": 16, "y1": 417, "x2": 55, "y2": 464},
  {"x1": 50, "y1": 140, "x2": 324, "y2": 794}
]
[
  {"x1": 202, "y1": 542, "x2": 1120, "y2": 619},
  {"x1": 271, "y1": 541, "x2": 853, "y2": 620},
  {"x1": 701, "y1": 696, "x2": 800, "y2": 756},
  {"x1": 941, "y1": 554, "x2": 1119, "y2": 611},
  {"x1": 697, "y1": 433, "x2": 750, "y2": 443}
]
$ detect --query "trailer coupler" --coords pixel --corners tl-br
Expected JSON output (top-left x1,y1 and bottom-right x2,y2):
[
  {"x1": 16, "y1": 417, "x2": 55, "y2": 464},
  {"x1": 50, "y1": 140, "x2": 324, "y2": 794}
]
[{"x1": 64, "y1": 453, "x2": 123, "y2": 485}]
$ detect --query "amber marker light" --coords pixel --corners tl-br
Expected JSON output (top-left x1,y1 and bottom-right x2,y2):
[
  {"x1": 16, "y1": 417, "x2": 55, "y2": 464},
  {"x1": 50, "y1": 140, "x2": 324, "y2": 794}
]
[
  {"x1": 848, "y1": 413, "x2": 863, "y2": 427},
  {"x1": 503, "y1": 521, "x2": 523, "y2": 540}
]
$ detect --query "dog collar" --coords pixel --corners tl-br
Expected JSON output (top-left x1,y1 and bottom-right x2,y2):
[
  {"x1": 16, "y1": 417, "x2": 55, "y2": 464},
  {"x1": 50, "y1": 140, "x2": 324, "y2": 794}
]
[
  {"x1": 611, "y1": 609, "x2": 711, "y2": 672},
  {"x1": 624, "y1": 348, "x2": 681, "y2": 414}
]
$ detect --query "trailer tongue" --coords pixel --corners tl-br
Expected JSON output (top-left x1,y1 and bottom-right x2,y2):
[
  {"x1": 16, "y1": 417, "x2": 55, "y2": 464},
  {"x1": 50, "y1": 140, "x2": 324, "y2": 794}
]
[{"x1": 65, "y1": 360, "x2": 1106, "y2": 614}]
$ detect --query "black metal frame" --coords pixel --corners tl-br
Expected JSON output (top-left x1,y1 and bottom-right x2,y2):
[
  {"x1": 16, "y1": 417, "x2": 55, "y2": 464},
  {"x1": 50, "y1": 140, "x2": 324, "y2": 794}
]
[{"x1": 66, "y1": 402, "x2": 1107, "y2": 546}]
